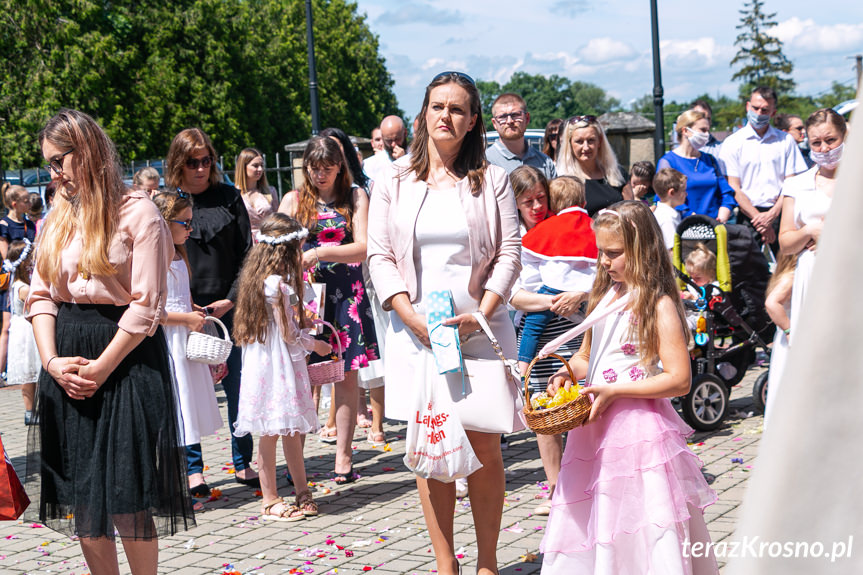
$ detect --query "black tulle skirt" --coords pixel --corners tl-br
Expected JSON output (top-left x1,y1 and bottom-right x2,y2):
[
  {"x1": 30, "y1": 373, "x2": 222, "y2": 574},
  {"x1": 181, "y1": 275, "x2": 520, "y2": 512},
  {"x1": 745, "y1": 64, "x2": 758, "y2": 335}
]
[{"x1": 24, "y1": 303, "x2": 195, "y2": 540}]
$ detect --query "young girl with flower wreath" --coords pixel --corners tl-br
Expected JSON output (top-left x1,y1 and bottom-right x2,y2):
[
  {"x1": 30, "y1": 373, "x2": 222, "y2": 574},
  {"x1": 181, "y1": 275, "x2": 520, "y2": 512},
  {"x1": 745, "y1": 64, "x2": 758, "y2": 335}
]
[
  {"x1": 232, "y1": 213, "x2": 332, "y2": 521},
  {"x1": 278, "y1": 135, "x2": 378, "y2": 484},
  {"x1": 541, "y1": 201, "x2": 718, "y2": 574},
  {"x1": 4, "y1": 239, "x2": 39, "y2": 424}
]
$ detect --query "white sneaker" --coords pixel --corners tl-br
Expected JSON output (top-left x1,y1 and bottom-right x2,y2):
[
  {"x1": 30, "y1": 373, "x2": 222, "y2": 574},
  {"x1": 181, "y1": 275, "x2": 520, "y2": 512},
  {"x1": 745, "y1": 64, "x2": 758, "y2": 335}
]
[{"x1": 455, "y1": 477, "x2": 469, "y2": 498}]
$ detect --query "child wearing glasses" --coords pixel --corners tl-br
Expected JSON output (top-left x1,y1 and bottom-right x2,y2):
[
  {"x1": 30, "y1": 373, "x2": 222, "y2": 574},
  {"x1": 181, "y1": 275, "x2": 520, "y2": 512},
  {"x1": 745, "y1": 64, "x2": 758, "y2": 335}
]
[{"x1": 154, "y1": 191, "x2": 224, "y2": 500}]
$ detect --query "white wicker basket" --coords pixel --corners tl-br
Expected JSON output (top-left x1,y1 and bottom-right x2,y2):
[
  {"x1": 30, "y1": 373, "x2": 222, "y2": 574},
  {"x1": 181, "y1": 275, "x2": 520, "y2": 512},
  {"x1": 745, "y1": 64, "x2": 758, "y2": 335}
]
[
  {"x1": 186, "y1": 316, "x2": 233, "y2": 365},
  {"x1": 308, "y1": 320, "x2": 345, "y2": 385}
]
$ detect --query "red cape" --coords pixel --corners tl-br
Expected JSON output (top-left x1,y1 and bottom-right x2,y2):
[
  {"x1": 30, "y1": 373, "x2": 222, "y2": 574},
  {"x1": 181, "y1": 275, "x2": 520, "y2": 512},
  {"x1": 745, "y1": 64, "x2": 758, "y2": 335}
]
[{"x1": 522, "y1": 207, "x2": 598, "y2": 261}]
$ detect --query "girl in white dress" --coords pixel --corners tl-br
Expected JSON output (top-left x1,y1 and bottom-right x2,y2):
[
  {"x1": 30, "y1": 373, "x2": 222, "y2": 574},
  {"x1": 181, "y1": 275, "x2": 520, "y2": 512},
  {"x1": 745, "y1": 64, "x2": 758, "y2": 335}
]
[
  {"x1": 233, "y1": 213, "x2": 331, "y2": 521},
  {"x1": 154, "y1": 191, "x2": 223, "y2": 498},
  {"x1": 4, "y1": 239, "x2": 39, "y2": 424}
]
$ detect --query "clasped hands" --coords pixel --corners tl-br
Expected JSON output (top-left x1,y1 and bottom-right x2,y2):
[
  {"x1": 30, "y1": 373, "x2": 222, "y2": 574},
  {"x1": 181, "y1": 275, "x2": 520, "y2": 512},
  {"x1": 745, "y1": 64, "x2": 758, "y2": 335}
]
[{"x1": 48, "y1": 356, "x2": 111, "y2": 400}]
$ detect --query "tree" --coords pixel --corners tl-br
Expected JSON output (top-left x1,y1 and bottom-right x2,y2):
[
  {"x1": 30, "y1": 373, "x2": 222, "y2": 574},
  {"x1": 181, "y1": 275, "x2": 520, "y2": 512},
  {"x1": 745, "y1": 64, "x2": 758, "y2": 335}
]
[
  {"x1": 0, "y1": 0, "x2": 401, "y2": 167},
  {"x1": 730, "y1": 0, "x2": 795, "y2": 98},
  {"x1": 477, "y1": 72, "x2": 620, "y2": 130}
]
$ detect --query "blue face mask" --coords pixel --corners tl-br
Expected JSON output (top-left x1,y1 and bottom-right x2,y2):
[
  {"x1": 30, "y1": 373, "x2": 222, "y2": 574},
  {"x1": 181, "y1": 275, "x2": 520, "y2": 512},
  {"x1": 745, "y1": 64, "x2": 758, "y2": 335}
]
[{"x1": 747, "y1": 109, "x2": 770, "y2": 130}]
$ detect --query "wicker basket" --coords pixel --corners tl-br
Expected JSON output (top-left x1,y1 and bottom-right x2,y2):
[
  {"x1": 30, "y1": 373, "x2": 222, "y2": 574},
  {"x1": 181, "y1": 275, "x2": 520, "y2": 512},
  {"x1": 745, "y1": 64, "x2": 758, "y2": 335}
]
[
  {"x1": 308, "y1": 320, "x2": 345, "y2": 385},
  {"x1": 522, "y1": 353, "x2": 592, "y2": 435},
  {"x1": 186, "y1": 316, "x2": 233, "y2": 365}
]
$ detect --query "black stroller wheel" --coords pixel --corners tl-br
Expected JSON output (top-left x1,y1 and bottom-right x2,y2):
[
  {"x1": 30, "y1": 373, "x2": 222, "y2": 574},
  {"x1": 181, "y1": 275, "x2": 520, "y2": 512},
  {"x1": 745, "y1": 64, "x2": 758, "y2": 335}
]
[
  {"x1": 681, "y1": 374, "x2": 729, "y2": 431},
  {"x1": 752, "y1": 370, "x2": 769, "y2": 413}
]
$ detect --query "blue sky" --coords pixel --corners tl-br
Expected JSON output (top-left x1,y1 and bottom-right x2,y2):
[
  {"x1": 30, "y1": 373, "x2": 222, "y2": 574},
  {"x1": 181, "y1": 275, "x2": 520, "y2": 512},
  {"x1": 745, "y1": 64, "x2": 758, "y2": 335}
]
[{"x1": 354, "y1": 0, "x2": 863, "y2": 119}]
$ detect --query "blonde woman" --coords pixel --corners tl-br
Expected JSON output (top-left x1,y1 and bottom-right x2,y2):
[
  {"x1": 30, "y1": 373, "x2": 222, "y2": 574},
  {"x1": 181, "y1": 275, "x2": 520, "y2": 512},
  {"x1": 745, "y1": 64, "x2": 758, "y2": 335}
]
[
  {"x1": 27, "y1": 108, "x2": 193, "y2": 574},
  {"x1": 555, "y1": 115, "x2": 630, "y2": 215},
  {"x1": 235, "y1": 147, "x2": 279, "y2": 237}
]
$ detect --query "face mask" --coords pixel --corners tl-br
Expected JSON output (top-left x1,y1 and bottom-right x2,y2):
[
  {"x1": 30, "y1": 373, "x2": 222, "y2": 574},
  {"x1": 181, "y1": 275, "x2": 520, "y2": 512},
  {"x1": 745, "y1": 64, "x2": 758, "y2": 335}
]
[
  {"x1": 686, "y1": 128, "x2": 710, "y2": 150},
  {"x1": 747, "y1": 109, "x2": 770, "y2": 130},
  {"x1": 810, "y1": 143, "x2": 843, "y2": 169}
]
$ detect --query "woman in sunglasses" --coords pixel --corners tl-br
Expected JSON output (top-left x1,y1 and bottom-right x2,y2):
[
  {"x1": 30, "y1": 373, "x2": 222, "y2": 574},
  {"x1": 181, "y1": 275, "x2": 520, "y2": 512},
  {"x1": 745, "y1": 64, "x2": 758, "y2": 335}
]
[
  {"x1": 26, "y1": 109, "x2": 194, "y2": 572},
  {"x1": 555, "y1": 115, "x2": 630, "y2": 216},
  {"x1": 165, "y1": 128, "x2": 258, "y2": 489},
  {"x1": 368, "y1": 71, "x2": 522, "y2": 575}
]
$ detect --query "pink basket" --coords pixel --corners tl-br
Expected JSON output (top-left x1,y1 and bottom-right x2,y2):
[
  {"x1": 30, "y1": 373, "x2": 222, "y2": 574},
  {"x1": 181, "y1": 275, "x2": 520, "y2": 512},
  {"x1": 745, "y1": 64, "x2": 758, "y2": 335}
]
[{"x1": 308, "y1": 320, "x2": 345, "y2": 385}]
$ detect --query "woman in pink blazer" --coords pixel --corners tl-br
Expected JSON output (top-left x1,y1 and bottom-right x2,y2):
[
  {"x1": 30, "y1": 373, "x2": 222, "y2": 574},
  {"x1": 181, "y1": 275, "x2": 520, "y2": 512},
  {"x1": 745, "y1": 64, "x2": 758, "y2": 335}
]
[{"x1": 367, "y1": 72, "x2": 521, "y2": 575}]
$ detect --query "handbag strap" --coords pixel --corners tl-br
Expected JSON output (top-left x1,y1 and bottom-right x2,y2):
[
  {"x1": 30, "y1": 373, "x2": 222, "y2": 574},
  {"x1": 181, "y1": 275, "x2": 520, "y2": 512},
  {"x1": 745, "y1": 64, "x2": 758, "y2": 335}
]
[{"x1": 471, "y1": 311, "x2": 510, "y2": 365}]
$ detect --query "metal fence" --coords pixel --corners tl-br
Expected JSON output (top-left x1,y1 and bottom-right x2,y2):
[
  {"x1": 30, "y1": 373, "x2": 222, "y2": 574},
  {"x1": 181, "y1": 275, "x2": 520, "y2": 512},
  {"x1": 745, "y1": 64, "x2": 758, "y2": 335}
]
[{"x1": 2, "y1": 151, "x2": 298, "y2": 199}]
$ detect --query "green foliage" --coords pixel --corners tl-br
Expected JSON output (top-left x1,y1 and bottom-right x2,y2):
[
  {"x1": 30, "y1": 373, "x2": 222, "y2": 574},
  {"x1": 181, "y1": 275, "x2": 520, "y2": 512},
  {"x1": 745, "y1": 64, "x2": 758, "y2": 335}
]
[
  {"x1": 730, "y1": 0, "x2": 795, "y2": 98},
  {"x1": 0, "y1": 0, "x2": 402, "y2": 166},
  {"x1": 477, "y1": 72, "x2": 621, "y2": 129}
]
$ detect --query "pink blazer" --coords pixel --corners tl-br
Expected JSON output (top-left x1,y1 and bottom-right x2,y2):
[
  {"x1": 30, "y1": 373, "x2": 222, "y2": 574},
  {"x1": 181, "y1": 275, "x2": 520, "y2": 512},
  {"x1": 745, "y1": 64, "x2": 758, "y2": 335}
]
[{"x1": 367, "y1": 158, "x2": 521, "y2": 311}]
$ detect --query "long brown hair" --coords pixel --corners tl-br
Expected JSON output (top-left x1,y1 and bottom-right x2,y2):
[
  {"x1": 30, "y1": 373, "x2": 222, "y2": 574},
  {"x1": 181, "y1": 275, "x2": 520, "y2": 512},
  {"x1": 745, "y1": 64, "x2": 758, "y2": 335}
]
[
  {"x1": 408, "y1": 72, "x2": 487, "y2": 195},
  {"x1": 234, "y1": 147, "x2": 273, "y2": 197},
  {"x1": 152, "y1": 191, "x2": 193, "y2": 276},
  {"x1": 233, "y1": 213, "x2": 308, "y2": 345},
  {"x1": 767, "y1": 254, "x2": 797, "y2": 296},
  {"x1": 37, "y1": 109, "x2": 125, "y2": 283},
  {"x1": 294, "y1": 136, "x2": 354, "y2": 232},
  {"x1": 6, "y1": 240, "x2": 35, "y2": 286},
  {"x1": 586, "y1": 201, "x2": 689, "y2": 366},
  {"x1": 165, "y1": 128, "x2": 222, "y2": 191}
]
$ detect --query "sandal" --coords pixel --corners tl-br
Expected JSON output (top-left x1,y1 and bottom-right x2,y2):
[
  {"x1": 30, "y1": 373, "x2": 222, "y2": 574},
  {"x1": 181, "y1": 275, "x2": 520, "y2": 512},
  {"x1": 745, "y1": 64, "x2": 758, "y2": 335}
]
[
  {"x1": 332, "y1": 466, "x2": 356, "y2": 485},
  {"x1": 261, "y1": 497, "x2": 305, "y2": 522},
  {"x1": 296, "y1": 491, "x2": 319, "y2": 517},
  {"x1": 357, "y1": 413, "x2": 373, "y2": 428},
  {"x1": 366, "y1": 431, "x2": 386, "y2": 447},
  {"x1": 318, "y1": 425, "x2": 338, "y2": 444},
  {"x1": 189, "y1": 482, "x2": 211, "y2": 498}
]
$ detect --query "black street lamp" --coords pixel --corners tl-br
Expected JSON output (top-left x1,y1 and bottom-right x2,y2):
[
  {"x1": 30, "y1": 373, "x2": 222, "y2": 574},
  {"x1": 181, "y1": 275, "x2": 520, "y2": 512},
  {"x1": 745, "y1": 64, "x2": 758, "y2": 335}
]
[
  {"x1": 305, "y1": 0, "x2": 321, "y2": 135},
  {"x1": 650, "y1": 0, "x2": 665, "y2": 161}
]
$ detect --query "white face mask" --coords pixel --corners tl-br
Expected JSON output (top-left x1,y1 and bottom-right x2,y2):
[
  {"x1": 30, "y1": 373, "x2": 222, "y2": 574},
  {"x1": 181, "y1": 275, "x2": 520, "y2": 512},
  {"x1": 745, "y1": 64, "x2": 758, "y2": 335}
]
[
  {"x1": 686, "y1": 128, "x2": 710, "y2": 151},
  {"x1": 810, "y1": 143, "x2": 844, "y2": 169}
]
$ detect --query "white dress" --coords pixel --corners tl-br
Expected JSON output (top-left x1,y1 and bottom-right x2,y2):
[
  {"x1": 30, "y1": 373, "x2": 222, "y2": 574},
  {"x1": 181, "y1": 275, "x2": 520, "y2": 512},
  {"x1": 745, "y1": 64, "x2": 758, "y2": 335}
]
[
  {"x1": 383, "y1": 185, "x2": 518, "y2": 421},
  {"x1": 164, "y1": 258, "x2": 223, "y2": 445},
  {"x1": 782, "y1": 167, "x2": 832, "y2": 334},
  {"x1": 234, "y1": 275, "x2": 319, "y2": 437},
  {"x1": 7, "y1": 280, "x2": 40, "y2": 385}
]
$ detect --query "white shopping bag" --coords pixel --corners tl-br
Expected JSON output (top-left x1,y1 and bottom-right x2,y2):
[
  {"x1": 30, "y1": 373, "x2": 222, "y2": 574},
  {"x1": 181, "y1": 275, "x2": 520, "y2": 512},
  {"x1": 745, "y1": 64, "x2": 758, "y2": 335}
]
[{"x1": 403, "y1": 364, "x2": 483, "y2": 483}]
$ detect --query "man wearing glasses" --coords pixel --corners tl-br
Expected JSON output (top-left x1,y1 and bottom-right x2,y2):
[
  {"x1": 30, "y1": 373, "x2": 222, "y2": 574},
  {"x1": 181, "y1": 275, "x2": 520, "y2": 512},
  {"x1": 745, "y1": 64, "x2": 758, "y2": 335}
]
[
  {"x1": 486, "y1": 93, "x2": 556, "y2": 179},
  {"x1": 364, "y1": 115, "x2": 408, "y2": 184}
]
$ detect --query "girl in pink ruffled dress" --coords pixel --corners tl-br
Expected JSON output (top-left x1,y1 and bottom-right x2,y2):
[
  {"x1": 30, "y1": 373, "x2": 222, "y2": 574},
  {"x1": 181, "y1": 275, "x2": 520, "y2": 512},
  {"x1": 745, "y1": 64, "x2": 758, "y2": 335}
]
[{"x1": 541, "y1": 201, "x2": 718, "y2": 575}]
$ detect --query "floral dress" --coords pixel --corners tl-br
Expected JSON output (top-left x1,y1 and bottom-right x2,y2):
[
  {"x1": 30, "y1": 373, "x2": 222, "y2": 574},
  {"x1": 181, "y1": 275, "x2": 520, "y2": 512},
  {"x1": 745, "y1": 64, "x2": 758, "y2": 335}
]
[{"x1": 306, "y1": 202, "x2": 379, "y2": 371}]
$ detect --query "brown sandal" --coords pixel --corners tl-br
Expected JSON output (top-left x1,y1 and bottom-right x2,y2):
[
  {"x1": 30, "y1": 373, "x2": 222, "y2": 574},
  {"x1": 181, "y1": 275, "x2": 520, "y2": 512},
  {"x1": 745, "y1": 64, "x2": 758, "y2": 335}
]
[
  {"x1": 296, "y1": 491, "x2": 319, "y2": 517},
  {"x1": 261, "y1": 497, "x2": 305, "y2": 522}
]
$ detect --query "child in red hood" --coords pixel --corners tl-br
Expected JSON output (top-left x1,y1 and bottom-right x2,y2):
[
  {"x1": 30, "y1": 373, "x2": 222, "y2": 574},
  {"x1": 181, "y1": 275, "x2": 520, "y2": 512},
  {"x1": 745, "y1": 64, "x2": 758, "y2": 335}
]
[{"x1": 518, "y1": 176, "x2": 598, "y2": 373}]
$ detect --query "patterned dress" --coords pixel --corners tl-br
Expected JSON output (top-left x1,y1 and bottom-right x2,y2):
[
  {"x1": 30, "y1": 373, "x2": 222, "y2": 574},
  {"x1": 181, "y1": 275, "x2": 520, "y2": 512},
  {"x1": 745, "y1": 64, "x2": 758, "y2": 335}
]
[{"x1": 306, "y1": 202, "x2": 379, "y2": 371}]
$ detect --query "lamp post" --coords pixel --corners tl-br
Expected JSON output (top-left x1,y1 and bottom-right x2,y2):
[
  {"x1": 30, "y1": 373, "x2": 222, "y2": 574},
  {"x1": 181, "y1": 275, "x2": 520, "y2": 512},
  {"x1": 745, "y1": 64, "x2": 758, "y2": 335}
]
[
  {"x1": 305, "y1": 0, "x2": 321, "y2": 135},
  {"x1": 650, "y1": 0, "x2": 665, "y2": 161}
]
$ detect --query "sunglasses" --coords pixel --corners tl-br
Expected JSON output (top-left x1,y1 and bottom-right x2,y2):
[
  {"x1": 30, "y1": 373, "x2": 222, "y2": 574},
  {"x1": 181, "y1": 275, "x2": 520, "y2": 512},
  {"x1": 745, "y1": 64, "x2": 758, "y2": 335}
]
[
  {"x1": 432, "y1": 71, "x2": 476, "y2": 86},
  {"x1": 44, "y1": 149, "x2": 74, "y2": 175},
  {"x1": 567, "y1": 115, "x2": 598, "y2": 125},
  {"x1": 174, "y1": 187, "x2": 190, "y2": 199},
  {"x1": 185, "y1": 156, "x2": 213, "y2": 170},
  {"x1": 170, "y1": 219, "x2": 193, "y2": 230}
]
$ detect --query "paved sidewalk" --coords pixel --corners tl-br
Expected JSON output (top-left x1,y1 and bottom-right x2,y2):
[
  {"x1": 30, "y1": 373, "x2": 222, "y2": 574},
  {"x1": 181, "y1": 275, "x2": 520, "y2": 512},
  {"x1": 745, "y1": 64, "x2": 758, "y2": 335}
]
[{"x1": 0, "y1": 368, "x2": 766, "y2": 574}]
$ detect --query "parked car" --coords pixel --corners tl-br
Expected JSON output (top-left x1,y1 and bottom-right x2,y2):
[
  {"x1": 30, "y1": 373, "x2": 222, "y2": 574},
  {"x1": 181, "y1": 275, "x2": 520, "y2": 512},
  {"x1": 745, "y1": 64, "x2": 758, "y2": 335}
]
[
  {"x1": 485, "y1": 128, "x2": 547, "y2": 152},
  {"x1": 834, "y1": 99, "x2": 858, "y2": 120}
]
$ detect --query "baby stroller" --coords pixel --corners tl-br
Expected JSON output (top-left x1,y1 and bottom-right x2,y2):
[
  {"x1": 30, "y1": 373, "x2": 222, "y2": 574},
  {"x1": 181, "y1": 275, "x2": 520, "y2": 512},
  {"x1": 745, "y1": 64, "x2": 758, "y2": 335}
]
[{"x1": 672, "y1": 215, "x2": 773, "y2": 431}]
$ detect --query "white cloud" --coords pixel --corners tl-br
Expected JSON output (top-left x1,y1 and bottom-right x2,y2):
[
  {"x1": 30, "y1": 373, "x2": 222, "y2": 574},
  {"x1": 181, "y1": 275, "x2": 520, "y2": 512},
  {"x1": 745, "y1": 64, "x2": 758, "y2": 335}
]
[
  {"x1": 770, "y1": 17, "x2": 863, "y2": 54},
  {"x1": 578, "y1": 38, "x2": 637, "y2": 64},
  {"x1": 659, "y1": 37, "x2": 727, "y2": 69}
]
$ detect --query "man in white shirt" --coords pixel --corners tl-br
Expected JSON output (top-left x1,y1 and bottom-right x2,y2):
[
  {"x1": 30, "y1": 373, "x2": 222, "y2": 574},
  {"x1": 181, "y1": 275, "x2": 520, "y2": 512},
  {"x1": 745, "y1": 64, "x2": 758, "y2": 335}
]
[
  {"x1": 485, "y1": 93, "x2": 556, "y2": 179},
  {"x1": 719, "y1": 86, "x2": 807, "y2": 251},
  {"x1": 363, "y1": 116, "x2": 407, "y2": 184}
]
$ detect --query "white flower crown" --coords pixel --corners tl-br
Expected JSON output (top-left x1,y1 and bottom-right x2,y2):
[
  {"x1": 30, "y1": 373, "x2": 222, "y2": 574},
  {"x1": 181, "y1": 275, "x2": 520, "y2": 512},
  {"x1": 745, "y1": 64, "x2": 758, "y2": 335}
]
[
  {"x1": 256, "y1": 228, "x2": 309, "y2": 245},
  {"x1": 2, "y1": 238, "x2": 33, "y2": 274}
]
